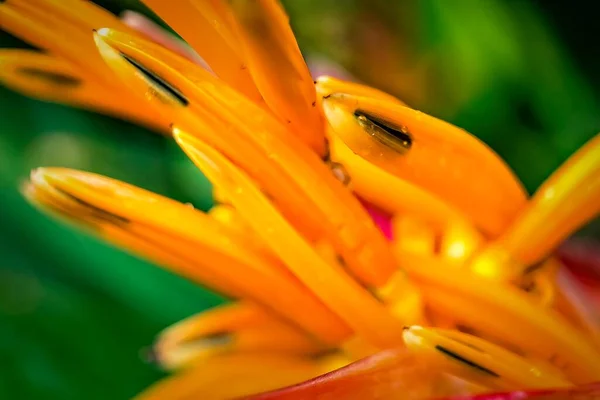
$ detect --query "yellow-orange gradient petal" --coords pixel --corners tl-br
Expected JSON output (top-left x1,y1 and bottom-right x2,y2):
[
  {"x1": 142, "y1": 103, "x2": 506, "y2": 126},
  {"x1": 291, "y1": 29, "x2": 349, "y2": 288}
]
[
  {"x1": 403, "y1": 326, "x2": 571, "y2": 390},
  {"x1": 1, "y1": 0, "x2": 130, "y2": 84},
  {"x1": 0, "y1": 50, "x2": 159, "y2": 129},
  {"x1": 24, "y1": 168, "x2": 350, "y2": 344},
  {"x1": 323, "y1": 93, "x2": 528, "y2": 237},
  {"x1": 0, "y1": 0, "x2": 166, "y2": 130},
  {"x1": 329, "y1": 133, "x2": 472, "y2": 230},
  {"x1": 399, "y1": 253, "x2": 600, "y2": 383},
  {"x1": 175, "y1": 132, "x2": 407, "y2": 349},
  {"x1": 228, "y1": 0, "x2": 326, "y2": 155},
  {"x1": 316, "y1": 76, "x2": 407, "y2": 107},
  {"x1": 496, "y1": 133, "x2": 600, "y2": 268},
  {"x1": 141, "y1": 0, "x2": 262, "y2": 102},
  {"x1": 136, "y1": 352, "x2": 349, "y2": 400},
  {"x1": 93, "y1": 29, "x2": 397, "y2": 290},
  {"x1": 154, "y1": 302, "x2": 328, "y2": 371}
]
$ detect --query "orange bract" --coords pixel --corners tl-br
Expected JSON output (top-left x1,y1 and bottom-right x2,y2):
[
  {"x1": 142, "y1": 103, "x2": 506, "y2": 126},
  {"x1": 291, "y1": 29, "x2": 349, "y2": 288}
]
[{"x1": 323, "y1": 93, "x2": 528, "y2": 237}]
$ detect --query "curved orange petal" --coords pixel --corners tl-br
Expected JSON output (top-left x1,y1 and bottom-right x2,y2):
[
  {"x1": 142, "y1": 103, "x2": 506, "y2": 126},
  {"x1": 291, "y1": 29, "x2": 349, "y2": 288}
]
[
  {"x1": 400, "y1": 253, "x2": 600, "y2": 383},
  {"x1": 141, "y1": 0, "x2": 262, "y2": 101},
  {"x1": 496, "y1": 134, "x2": 600, "y2": 268},
  {"x1": 175, "y1": 132, "x2": 406, "y2": 349},
  {"x1": 94, "y1": 29, "x2": 398, "y2": 290},
  {"x1": 136, "y1": 353, "x2": 347, "y2": 400},
  {"x1": 228, "y1": 0, "x2": 326, "y2": 155},
  {"x1": 323, "y1": 93, "x2": 527, "y2": 237},
  {"x1": 154, "y1": 302, "x2": 327, "y2": 371},
  {"x1": 24, "y1": 168, "x2": 350, "y2": 344},
  {"x1": 0, "y1": 49, "x2": 159, "y2": 128}
]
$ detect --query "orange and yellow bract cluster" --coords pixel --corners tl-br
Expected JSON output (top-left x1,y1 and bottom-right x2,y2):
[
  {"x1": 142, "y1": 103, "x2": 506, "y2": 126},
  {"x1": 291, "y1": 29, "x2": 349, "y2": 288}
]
[{"x1": 1, "y1": 0, "x2": 599, "y2": 399}]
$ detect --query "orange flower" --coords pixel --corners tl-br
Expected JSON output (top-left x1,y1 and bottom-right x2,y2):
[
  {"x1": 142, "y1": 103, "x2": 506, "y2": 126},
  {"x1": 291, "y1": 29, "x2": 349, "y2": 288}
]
[{"x1": 2, "y1": 1, "x2": 599, "y2": 399}]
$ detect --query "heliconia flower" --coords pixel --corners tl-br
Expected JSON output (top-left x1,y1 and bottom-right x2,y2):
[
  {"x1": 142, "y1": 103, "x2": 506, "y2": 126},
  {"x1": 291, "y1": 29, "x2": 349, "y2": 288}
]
[{"x1": 2, "y1": 0, "x2": 600, "y2": 399}]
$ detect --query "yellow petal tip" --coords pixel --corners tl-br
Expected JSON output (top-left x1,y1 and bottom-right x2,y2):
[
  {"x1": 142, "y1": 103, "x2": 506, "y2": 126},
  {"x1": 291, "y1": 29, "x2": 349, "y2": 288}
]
[{"x1": 95, "y1": 27, "x2": 111, "y2": 37}]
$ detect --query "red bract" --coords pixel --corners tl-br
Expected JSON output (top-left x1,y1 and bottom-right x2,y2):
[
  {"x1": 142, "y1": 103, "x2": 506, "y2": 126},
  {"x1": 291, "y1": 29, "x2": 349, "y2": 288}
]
[
  {"x1": 559, "y1": 238, "x2": 600, "y2": 282},
  {"x1": 246, "y1": 348, "x2": 600, "y2": 400},
  {"x1": 559, "y1": 238, "x2": 600, "y2": 306},
  {"x1": 443, "y1": 383, "x2": 600, "y2": 400},
  {"x1": 246, "y1": 348, "x2": 476, "y2": 400}
]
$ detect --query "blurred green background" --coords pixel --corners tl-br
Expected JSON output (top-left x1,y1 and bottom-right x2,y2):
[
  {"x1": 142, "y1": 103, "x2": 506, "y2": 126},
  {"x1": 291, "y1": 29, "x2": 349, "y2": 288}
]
[{"x1": 0, "y1": 1, "x2": 598, "y2": 399}]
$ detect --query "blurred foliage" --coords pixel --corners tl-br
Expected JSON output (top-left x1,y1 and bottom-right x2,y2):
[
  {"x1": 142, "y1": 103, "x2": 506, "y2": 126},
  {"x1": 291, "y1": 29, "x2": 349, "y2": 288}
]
[{"x1": 0, "y1": 0, "x2": 598, "y2": 399}]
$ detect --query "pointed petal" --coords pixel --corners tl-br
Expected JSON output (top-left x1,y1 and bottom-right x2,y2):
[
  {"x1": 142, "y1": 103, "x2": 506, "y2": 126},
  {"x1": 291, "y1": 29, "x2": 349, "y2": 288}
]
[
  {"x1": 399, "y1": 253, "x2": 600, "y2": 383},
  {"x1": 141, "y1": 0, "x2": 262, "y2": 101},
  {"x1": 136, "y1": 353, "x2": 347, "y2": 400},
  {"x1": 323, "y1": 93, "x2": 527, "y2": 237},
  {"x1": 11, "y1": 0, "x2": 139, "y2": 34},
  {"x1": 403, "y1": 326, "x2": 571, "y2": 390},
  {"x1": 0, "y1": 1, "x2": 166, "y2": 129},
  {"x1": 496, "y1": 134, "x2": 600, "y2": 267},
  {"x1": 2, "y1": 0, "x2": 130, "y2": 83},
  {"x1": 0, "y1": 50, "x2": 159, "y2": 129},
  {"x1": 316, "y1": 75, "x2": 407, "y2": 106},
  {"x1": 94, "y1": 29, "x2": 398, "y2": 290},
  {"x1": 93, "y1": 30, "x2": 188, "y2": 130},
  {"x1": 228, "y1": 0, "x2": 326, "y2": 155},
  {"x1": 174, "y1": 132, "x2": 407, "y2": 349},
  {"x1": 154, "y1": 302, "x2": 328, "y2": 370},
  {"x1": 24, "y1": 168, "x2": 350, "y2": 344},
  {"x1": 329, "y1": 133, "x2": 474, "y2": 231},
  {"x1": 121, "y1": 10, "x2": 209, "y2": 68}
]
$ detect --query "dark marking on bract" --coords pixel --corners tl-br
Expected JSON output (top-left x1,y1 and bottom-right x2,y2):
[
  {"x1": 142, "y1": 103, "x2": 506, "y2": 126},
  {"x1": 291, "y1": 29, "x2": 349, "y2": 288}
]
[
  {"x1": 321, "y1": 138, "x2": 331, "y2": 162},
  {"x1": 435, "y1": 345, "x2": 499, "y2": 377},
  {"x1": 120, "y1": 53, "x2": 189, "y2": 106},
  {"x1": 310, "y1": 348, "x2": 342, "y2": 360},
  {"x1": 354, "y1": 110, "x2": 412, "y2": 150},
  {"x1": 18, "y1": 67, "x2": 81, "y2": 87},
  {"x1": 201, "y1": 332, "x2": 232, "y2": 346},
  {"x1": 56, "y1": 188, "x2": 130, "y2": 225},
  {"x1": 522, "y1": 258, "x2": 548, "y2": 275}
]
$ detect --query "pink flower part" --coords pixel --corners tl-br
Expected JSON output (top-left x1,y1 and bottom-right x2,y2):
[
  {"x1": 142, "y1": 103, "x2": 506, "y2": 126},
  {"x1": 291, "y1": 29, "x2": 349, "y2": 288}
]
[
  {"x1": 558, "y1": 238, "x2": 600, "y2": 281},
  {"x1": 245, "y1": 345, "x2": 600, "y2": 400},
  {"x1": 357, "y1": 198, "x2": 394, "y2": 240},
  {"x1": 245, "y1": 347, "x2": 476, "y2": 400},
  {"x1": 558, "y1": 238, "x2": 600, "y2": 306},
  {"x1": 443, "y1": 382, "x2": 600, "y2": 400}
]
